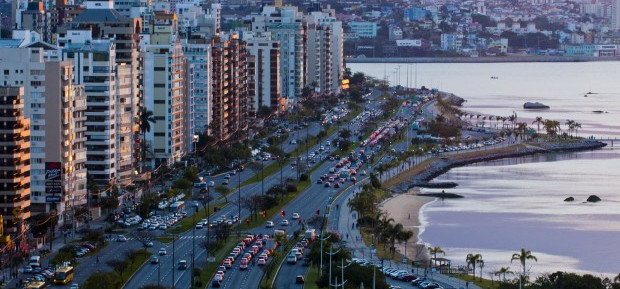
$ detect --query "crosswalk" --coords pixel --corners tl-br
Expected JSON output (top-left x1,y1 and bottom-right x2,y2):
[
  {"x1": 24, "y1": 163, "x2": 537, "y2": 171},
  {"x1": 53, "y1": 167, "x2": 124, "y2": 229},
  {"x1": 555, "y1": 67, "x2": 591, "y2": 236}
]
[{"x1": 113, "y1": 235, "x2": 209, "y2": 242}]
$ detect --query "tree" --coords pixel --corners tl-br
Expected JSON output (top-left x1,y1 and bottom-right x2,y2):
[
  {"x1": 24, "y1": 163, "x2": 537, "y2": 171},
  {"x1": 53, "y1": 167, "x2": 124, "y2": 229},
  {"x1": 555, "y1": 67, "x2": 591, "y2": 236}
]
[
  {"x1": 511, "y1": 248, "x2": 538, "y2": 287},
  {"x1": 124, "y1": 250, "x2": 140, "y2": 266},
  {"x1": 614, "y1": 273, "x2": 620, "y2": 283},
  {"x1": 428, "y1": 246, "x2": 445, "y2": 269},
  {"x1": 183, "y1": 167, "x2": 199, "y2": 182},
  {"x1": 106, "y1": 259, "x2": 129, "y2": 282},
  {"x1": 339, "y1": 129, "x2": 352, "y2": 140},
  {"x1": 83, "y1": 272, "x2": 120, "y2": 289},
  {"x1": 495, "y1": 267, "x2": 514, "y2": 282},
  {"x1": 466, "y1": 253, "x2": 482, "y2": 280},
  {"x1": 133, "y1": 231, "x2": 154, "y2": 257},
  {"x1": 138, "y1": 108, "x2": 156, "y2": 170},
  {"x1": 478, "y1": 258, "x2": 485, "y2": 281},
  {"x1": 100, "y1": 195, "x2": 119, "y2": 214},
  {"x1": 257, "y1": 105, "x2": 272, "y2": 118}
]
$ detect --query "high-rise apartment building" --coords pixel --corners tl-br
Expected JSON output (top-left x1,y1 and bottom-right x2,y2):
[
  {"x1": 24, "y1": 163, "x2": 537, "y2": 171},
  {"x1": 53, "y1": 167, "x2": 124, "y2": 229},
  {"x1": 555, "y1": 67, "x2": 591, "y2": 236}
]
[
  {"x1": 182, "y1": 38, "x2": 212, "y2": 144},
  {"x1": 242, "y1": 31, "x2": 282, "y2": 112},
  {"x1": 65, "y1": 0, "x2": 142, "y2": 177},
  {"x1": 0, "y1": 42, "x2": 86, "y2": 220},
  {"x1": 251, "y1": 6, "x2": 306, "y2": 101},
  {"x1": 62, "y1": 40, "x2": 134, "y2": 185},
  {"x1": 43, "y1": 61, "x2": 88, "y2": 223},
  {"x1": 211, "y1": 33, "x2": 250, "y2": 141},
  {"x1": 305, "y1": 8, "x2": 343, "y2": 95},
  {"x1": 0, "y1": 87, "x2": 31, "y2": 242},
  {"x1": 142, "y1": 12, "x2": 185, "y2": 167}
]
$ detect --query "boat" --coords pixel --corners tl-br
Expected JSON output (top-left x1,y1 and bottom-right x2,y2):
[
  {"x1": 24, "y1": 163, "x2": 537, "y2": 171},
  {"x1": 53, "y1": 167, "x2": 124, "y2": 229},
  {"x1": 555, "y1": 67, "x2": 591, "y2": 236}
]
[
  {"x1": 592, "y1": 110, "x2": 604, "y2": 114},
  {"x1": 523, "y1": 102, "x2": 550, "y2": 109},
  {"x1": 490, "y1": 76, "x2": 499, "y2": 79}
]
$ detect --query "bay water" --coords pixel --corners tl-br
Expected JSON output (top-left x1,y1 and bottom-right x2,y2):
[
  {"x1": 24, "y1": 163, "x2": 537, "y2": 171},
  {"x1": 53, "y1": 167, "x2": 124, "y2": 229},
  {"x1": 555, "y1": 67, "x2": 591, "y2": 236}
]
[{"x1": 349, "y1": 62, "x2": 620, "y2": 277}]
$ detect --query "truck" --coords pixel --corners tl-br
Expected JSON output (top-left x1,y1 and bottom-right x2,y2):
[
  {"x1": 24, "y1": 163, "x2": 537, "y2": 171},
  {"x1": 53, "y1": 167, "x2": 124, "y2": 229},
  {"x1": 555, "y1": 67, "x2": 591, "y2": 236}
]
[
  {"x1": 304, "y1": 229, "x2": 316, "y2": 241},
  {"x1": 29, "y1": 256, "x2": 41, "y2": 268}
]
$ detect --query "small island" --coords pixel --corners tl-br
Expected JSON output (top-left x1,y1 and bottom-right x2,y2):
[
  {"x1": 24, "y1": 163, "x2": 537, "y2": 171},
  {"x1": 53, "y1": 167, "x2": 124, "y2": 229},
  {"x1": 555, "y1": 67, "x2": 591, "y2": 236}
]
[{"x1": 587, "y1": 195, "x2": 601, "y2": 202}]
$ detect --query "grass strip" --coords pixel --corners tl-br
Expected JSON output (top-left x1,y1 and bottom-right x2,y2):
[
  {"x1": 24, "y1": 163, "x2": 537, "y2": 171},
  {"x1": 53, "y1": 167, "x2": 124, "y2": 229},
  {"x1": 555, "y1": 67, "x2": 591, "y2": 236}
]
[
  {"x1": 192, "y1": 237, "x2": 238, "y2": 289},
  {"x1": 237, "y1": 179, "x2": 311, "y2": 231},
  {"x1": 304, "y1": 264, "x2": 320, "y2": 289},
  {"x1": 121, "y1": 249, "x2": 152, "y2": 285},
  {"x1": 167, "y1": 203, "x2": 228, "y2": 235},
  {"x1": 258, "y1": 237, "x2": 297, "y2": 288}
]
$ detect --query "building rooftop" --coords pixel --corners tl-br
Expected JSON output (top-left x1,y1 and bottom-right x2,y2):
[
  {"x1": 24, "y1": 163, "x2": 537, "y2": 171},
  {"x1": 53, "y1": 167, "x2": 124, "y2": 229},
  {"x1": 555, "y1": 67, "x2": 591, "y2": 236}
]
[{"x1": 72, "y1": 8, "x2": 128, "y2": 23}]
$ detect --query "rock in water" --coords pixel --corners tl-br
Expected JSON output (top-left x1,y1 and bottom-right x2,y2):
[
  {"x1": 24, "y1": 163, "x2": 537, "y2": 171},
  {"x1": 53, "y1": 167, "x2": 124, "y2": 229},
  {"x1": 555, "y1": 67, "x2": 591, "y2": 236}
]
[
  {"x1": 587, "y1": 195, "x2": 601, "y2": 202},
  {"x1": 564, "y1": 197, "x2": 575, "y2": 202},
  {"x1": 523, "y1": 102, "x2": 550, "y2": 109}
]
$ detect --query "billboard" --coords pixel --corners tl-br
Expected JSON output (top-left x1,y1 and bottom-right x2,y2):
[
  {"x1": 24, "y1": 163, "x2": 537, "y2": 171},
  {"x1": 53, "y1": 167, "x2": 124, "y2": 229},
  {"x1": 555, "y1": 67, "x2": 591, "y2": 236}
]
[{"x1": 45, "y1": 162, "x2": 62, "y2": 199}]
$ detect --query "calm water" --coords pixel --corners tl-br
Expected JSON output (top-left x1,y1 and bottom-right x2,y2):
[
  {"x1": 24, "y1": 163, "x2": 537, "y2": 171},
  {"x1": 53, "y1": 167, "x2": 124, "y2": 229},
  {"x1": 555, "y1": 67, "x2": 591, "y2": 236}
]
[
  {"x1": 349, "y1": 62, "x2": 620, "y2": 137},
  {"x1": 349, "y1": 62, "x2": 620, "y2": 277}
]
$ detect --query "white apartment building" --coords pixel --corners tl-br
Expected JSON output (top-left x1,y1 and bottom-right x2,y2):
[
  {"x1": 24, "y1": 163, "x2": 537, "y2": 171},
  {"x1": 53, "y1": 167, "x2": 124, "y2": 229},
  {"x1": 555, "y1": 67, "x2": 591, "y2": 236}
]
[
  {"x1": 0, "y1": 40, "x2": 87, "y2": 221},
  {"x1": 182, "y1": 39, "x2": 212, "y2": 143},
  {"x1": 242, "y1": 31, "x2": 281, "y2": 112},
  {"x1": 305, "y1": 8, "x2": 343, "y2": 95},
  {"x1": 61, "y1": 41, "x2": 120, "y2": 184},
  {"x1": 252, "y1": 6, "x2": 306, "y2": 100},
  {"x1": 142, "y1": 12, "x2": 185, "y2": 167}
]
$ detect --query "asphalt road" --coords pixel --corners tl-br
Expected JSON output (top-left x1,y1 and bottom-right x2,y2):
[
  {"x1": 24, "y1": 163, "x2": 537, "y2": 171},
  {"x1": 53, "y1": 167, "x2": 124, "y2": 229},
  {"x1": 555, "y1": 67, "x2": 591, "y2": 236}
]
[{"x1": 126, "y1": 108, "x2": 354, "y2": 289}]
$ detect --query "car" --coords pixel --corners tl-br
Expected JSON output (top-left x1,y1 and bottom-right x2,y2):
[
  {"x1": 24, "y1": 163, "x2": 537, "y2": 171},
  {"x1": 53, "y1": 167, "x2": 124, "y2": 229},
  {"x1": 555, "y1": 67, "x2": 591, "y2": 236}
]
[
  {"x1": 257, "y1": 258, "x2": 266, "y2": 266},
  {"x1": 286, "y1": 254, "x2": 297, "y2": 264},
  {"x1": 117, "y1": 235, "x2": 128, "y2": 242},
  {"x1": 208, "y1": 181, "x2": 215, "y2": 187},
  {"x1": 218, "y1": 266, "x2": 226, "y2": 273},
  {"x1": 239, "y1": 261, "x2": 248, "y2": 270},
  {"x1": 292, "y1": 213, "x2": 300, "y2": 220},
  {"x1": 145, "y1": 241, "x2": 154, "y2": 247},
  {"x1": 70, "y1": 284, "x2": 79, "y2": 289},
  {"x1": 23, "y1": 266, "x2": 33, "y2": 273},
  {"x1": 159, "y1": 248, "x2": 167, "y2": 255},
  {"x1": 196, "y1": 222, "x2": 204, "y2": 229},
  {"x1": 178, "y1": 260, "x2": 188, "y2": 270},
  {"x1": 324, "y1": 182, "x2": 331, "y2": 187},
  {"x1": 150, "y1": 256, "x2": 159, "y2": 264},
  {"x1": 334, "y1": 182, "x2": 340, "y2": 188},
  {"x1": 316, "y1": 179, "x2": 323, "y2": 184},
  {"x1": 280, "y1": 219, "x2": 289, "y2": 226},
  {"x1": 295, "y1": 275, "x2": 305, "y2": 284},
  {"x1": 222, "y1": 179, "x2": 229, "y2": 185}
]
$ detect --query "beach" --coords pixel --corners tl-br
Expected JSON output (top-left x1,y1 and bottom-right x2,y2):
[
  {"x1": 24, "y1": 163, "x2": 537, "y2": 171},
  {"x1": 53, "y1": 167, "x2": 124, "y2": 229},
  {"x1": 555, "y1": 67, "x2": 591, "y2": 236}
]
[{"x1": 379, "y1": 190, "x2": 434, "y2": 262}]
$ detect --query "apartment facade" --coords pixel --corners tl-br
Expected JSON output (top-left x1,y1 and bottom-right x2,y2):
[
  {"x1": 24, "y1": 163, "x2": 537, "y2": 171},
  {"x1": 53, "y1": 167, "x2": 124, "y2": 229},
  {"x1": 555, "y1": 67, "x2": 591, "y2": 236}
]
[
  {"x1": 142, "y1": 12, "x2": 185, "y2": 167},
  {"x1": 0, "y1": 44, "x2": 86, "y2": 219},
  {"x1": 43, "y1": 61, "x2": 88, "y2": 220},
  {"x1": 305, "y1": 9, "x2": 343, "y2": 95},
  {"x1": 243, "y1": 31, "x2": 281, "y2": 112},
  {"x1": 252, "y1": 6, "x2": 306, "y2": 101},
  {"x1": 0, "y1": 87, "x2": 31, "y2": 240},
  {"x1": 211, "y1": 33, "x2": 250, "y2": 142},
  {"x1": 182, "y1": 38, "x2": 212, "y2": 145}
]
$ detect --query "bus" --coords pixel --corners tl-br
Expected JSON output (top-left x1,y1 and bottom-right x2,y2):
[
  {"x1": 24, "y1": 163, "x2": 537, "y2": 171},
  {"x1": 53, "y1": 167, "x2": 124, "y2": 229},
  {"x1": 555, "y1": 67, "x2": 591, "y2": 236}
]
[
  {"x1": 25, "y1": 281, "x2": 47, "y2": 289},
  {"x1": 170, "y1": 201, "x2": 185, "y2": 213},
  {"x1": 54, "y1": 266, "x2": 74, "y2": 285}
]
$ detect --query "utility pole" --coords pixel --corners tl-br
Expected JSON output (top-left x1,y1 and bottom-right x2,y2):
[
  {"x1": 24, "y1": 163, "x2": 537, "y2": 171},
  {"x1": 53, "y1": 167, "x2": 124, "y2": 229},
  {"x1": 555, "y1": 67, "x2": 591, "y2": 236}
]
[
  {"x1": 172, "y1": 232, "x2": 175, "y2": 289},
  {"x1": 318, "y1": 234, "x2": 331, "y2": 278},
  {"x1": 327, "y1": 245, "x2": 341, "y2": 288},
  {"x1": 191, "y1": 213, "x2": 195, "y2": 287},
  {"x1": 238, "y1": 170, "x2": 241, "y2": 237}
]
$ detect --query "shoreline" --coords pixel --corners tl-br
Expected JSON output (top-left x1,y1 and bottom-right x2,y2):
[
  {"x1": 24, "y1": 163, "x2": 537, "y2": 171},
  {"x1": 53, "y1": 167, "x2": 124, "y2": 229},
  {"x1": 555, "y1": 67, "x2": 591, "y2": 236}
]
[
  {"x1": 378, "y1": 139, "x2": 607, "y2": 262},
  {"x1": 346, "y1": 55, "x2": 620, "y2": 64}
]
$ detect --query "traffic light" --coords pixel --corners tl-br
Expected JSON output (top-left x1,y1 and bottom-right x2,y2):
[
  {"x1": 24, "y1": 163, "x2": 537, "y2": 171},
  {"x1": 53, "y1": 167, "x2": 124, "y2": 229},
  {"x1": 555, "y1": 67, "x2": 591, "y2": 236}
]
[
  {"x1": 281, "y1": 210, "x2": 285, "y2": 217},
  {"x1": 315, "y1": 210, "x2": 320, "y2": 216},
  {"x1": 262, "y1": 210, "x2": 267, "y2": 218}
]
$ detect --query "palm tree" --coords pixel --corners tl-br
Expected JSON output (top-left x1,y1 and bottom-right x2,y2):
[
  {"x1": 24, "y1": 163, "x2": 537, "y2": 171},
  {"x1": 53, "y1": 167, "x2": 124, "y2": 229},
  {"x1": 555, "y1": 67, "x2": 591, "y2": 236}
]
[
  {"x1": 511, "y1": 248, "x2": 538, "y2": 289},
  {"x1": 466, "y1": 253, "x2": 482, "y2": 280},
  {"x1": 565, "y1": 120, "x2": 575, "y2": 137},
  {"x1": 532, "y1": 116, "x2": 544, "y2": 133},
  {"x1": 138, "y1": 108, "x2": 156, "y2": 171},
  {"x1": 573, "y1": 122, "x2": 582, "y2": 137},
  {"x1": 428, "y1": 246, "x2": 445, "y2": 270},
  {"x1": 613, "y1": 273, "x2": 620, "y2": 283},
  {"x1": 495, "y1": 267, "x2": 514, "y2": 282},
  {"x1": 477, "y1": 258, "x2": 485, "y2": 281}
]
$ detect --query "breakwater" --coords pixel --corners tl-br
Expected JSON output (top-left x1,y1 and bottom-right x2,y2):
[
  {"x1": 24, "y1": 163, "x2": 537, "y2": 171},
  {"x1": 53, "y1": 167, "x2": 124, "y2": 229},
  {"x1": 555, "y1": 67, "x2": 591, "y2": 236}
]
[{"x1": 391, "y1": 140, "x2": 607, "y2": 193}]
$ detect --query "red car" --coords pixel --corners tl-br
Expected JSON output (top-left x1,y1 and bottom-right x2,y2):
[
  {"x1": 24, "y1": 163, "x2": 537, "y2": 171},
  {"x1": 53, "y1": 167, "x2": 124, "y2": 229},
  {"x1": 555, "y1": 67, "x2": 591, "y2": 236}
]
[{"x1": 324, "y1": 182, "x2": 331, "y2": 187}]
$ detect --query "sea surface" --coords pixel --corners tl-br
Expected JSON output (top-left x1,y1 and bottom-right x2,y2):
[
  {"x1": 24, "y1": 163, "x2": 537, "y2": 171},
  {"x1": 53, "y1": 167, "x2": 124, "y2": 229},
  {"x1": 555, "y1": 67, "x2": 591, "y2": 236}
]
[{"x1": 349, "y1": 62, "x2": 620, "y2": 277}]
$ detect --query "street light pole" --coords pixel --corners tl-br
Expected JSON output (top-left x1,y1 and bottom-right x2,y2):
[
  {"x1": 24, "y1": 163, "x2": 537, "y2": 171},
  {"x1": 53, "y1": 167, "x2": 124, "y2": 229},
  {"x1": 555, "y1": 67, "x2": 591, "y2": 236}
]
[
  {"x1": 191, "y1": 213, "x2": 195, "y2": 288},
  {"x1": 238, "y1": 169, "x2": 241, "y2": 237},
  {"x1": 172, "y1": 232, "x2": 175, "y2": 289}
]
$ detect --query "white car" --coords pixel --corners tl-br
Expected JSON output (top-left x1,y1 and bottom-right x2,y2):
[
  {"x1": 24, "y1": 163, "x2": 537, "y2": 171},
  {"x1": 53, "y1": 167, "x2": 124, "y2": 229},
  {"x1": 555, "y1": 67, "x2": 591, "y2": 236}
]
[
  {"x1": 292, "y1": 213, "x2": 300, "y2": 220},
  {"x1": 196, "y1": 223, "x2": 204, "y2": 229},
  {"x1": 265, "y1": 221, "x2": 274, "y2": 228},
  {"x1": 159, "y1": 248, "x2": 167, "y2": 255},
  {"x1": 117, "y1": 235, "x2": 128, "y2": 242},
  {"x1": 208, "y1": 181, "x2": 215, "y2": 187},
  {"x1": 280, "y1": 219, "x2": 289, "y2": 226}
]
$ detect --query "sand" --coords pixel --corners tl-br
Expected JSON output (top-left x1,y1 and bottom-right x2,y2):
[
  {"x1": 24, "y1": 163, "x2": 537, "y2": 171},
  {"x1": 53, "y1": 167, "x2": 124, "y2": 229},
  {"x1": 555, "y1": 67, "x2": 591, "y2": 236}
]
[{"x1": 379, "y1": 190, "x2": 434, "y2": 262}]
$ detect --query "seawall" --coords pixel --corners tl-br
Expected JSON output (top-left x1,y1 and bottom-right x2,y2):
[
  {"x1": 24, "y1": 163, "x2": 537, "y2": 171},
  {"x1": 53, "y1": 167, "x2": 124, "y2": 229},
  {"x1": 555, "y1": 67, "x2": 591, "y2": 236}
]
[{"x1": 390, "y1": 140, "x2": 607, "y2": 193}]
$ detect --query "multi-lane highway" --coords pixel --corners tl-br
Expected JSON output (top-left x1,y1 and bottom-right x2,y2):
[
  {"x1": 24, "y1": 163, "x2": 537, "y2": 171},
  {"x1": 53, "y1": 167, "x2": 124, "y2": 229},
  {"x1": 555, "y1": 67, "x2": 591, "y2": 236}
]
[{"x1": 124, "y1": 99, "x2": 371, "y2": 289}]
